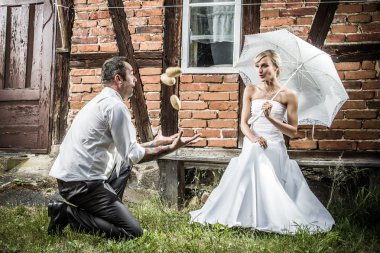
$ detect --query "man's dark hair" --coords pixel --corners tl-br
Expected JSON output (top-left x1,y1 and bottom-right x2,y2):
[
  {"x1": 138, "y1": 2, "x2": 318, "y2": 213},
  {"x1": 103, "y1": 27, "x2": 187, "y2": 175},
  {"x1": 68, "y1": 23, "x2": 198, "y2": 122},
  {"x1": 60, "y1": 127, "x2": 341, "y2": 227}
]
[{"x1": 101, "y1": 56, "x2": 129, "y2": 85}]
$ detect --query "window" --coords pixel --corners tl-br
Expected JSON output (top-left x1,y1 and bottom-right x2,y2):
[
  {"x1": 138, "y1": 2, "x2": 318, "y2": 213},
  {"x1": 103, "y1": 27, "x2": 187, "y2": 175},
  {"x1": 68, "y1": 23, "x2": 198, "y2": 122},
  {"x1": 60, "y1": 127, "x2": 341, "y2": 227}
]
[{"x1": 181, "y1": 0, "x2": 242, "y2": 73}]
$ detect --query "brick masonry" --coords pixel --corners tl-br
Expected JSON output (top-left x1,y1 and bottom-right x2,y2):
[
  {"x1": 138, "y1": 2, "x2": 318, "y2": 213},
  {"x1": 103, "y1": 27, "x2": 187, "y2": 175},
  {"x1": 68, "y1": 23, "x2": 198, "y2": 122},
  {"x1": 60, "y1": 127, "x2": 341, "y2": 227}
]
[{"x1": 67, "y1": 0, "x2": 380, "y2": 151}]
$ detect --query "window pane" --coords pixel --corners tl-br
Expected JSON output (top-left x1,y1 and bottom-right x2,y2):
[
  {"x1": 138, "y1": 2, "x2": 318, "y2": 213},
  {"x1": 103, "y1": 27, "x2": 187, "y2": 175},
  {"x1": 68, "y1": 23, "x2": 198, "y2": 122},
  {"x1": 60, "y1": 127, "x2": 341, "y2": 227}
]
[
  {"x1": 190, "y1": 0, "x2": 232, "y2": 3},
  {"x1": 189, "y1": 5, "x2": 234, "y2": 67}
]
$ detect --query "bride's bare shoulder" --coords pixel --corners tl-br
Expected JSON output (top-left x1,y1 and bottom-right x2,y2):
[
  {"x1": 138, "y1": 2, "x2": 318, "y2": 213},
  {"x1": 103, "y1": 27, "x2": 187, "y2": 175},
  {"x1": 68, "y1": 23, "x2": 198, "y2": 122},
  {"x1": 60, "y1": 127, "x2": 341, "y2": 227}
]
[
  {"x1": 244, "y1": 84, "x2": 258, "y2": 93},
  {"x1": 282, "y1": 87, "x2": 298, "y2": 103},
  {"x1": 281, "y1": 86, "x2": 296, "y2": 96}
]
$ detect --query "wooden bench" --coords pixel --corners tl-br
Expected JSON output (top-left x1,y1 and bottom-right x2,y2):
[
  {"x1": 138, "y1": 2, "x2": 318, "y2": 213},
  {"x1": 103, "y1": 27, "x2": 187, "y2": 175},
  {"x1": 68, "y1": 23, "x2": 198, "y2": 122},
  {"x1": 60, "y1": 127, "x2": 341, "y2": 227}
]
[{"x1": 158, "y1": 148, "x2": 380, "y2": 207}]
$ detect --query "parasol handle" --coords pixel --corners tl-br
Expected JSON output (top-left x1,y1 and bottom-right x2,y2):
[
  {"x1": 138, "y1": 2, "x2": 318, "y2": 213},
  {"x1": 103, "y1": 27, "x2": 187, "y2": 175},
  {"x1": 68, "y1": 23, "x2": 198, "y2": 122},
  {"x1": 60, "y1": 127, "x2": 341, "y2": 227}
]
[
  {"x1": 270, "y1": 63, "x2": 304, "y2": 101},
  {"x1": 269, "y1": 52, "x2": 323, "y2": 101},
  {"x1": 248, "y1": 63, "x2": 303, "y2": 125},
  {"x1": 248, "y1": 111, "x2": 262, "y2": 125}
]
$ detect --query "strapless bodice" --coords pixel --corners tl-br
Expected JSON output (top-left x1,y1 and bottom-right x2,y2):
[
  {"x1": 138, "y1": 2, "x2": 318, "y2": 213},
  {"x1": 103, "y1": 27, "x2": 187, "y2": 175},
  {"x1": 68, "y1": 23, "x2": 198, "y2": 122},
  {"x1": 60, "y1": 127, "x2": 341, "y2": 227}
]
[{"x1": 250, "y1": 99, "x2": 286, "y2": 142}]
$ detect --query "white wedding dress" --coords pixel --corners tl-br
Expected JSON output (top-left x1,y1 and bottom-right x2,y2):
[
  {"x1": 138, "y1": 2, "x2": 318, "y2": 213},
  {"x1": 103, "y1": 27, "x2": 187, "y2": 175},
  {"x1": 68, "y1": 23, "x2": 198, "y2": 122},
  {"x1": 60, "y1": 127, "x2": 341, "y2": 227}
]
[{"x1": 190, "y1": 99, "x2": 335, "y2": 234}]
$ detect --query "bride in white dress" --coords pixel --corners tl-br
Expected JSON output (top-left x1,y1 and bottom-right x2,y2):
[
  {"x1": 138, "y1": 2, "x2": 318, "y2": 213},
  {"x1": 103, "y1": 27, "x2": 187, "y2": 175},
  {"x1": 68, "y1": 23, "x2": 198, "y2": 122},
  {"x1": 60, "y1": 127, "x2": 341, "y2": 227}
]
[{"x1": 190, "y1": 50, "x2": 335, "y2": 234}]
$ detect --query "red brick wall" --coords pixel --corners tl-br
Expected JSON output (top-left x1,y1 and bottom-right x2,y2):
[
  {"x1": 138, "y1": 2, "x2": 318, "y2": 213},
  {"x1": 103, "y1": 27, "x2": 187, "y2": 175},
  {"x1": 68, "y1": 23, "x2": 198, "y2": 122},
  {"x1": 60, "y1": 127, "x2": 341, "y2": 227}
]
[
  {"x1": 68, "y1": 0, "x2": 163, "y2": 130},
  {"x1": 67, "y1": 0, "x2": 379, "y2": 151},
  {"x1": 259, "y1": 1, "x2": 380, "y2": 151},
  {"x1": 178, "y1": 74, "x2": 240, "y2": 148}
]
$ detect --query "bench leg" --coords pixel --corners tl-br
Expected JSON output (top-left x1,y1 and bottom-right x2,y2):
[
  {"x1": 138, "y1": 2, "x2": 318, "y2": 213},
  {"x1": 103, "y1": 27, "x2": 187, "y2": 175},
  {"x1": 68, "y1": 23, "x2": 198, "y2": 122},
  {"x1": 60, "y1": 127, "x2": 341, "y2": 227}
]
[{"x1": 158, "y1": 160, "x2": 185, "y2": 208}]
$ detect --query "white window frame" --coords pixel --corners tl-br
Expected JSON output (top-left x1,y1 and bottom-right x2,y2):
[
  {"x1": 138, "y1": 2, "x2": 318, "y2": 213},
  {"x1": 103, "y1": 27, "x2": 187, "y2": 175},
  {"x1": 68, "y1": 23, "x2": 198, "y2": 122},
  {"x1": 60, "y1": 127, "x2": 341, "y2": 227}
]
[{"x1": 181, "y1": 0, "x2": 242, "y2": 74}]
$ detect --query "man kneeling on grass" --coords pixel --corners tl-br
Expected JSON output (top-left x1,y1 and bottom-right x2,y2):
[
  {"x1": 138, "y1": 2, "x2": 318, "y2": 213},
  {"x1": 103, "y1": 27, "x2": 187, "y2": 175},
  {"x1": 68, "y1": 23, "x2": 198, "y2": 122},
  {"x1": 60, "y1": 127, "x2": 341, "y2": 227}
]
[{"x1": 48, "y1": 56, "x2": 200, "y2": 239}]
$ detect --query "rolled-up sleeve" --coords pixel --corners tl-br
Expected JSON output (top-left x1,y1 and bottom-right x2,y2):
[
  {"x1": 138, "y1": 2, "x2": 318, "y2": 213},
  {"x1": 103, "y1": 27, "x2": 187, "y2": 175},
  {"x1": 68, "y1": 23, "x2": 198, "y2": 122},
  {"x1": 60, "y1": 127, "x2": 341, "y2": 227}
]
[
  {"x1": 127, "y1": 142, "x2": 145, "y2": 165},
  {"x1": 108, "y1": 103, "x2": 145, "y2": 165}
]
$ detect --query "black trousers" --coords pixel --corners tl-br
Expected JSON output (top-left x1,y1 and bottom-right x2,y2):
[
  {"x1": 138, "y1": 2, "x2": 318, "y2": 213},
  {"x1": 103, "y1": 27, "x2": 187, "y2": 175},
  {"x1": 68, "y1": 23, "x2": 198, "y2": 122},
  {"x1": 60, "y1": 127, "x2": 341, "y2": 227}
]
[{"x1": 57, "y1": 163, "x2": 143, "y2": 239}]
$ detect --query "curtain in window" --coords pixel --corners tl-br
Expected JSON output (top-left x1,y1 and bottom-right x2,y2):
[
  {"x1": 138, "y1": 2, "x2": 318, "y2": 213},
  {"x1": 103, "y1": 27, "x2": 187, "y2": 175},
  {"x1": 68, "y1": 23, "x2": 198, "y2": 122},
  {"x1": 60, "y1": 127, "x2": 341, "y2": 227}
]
[
  {"x1": 211, "y1": 5, "x2": 234, "y2": 42},
  {"x1": 190, "y1": 3, "x2": 234, "y2": 43}
]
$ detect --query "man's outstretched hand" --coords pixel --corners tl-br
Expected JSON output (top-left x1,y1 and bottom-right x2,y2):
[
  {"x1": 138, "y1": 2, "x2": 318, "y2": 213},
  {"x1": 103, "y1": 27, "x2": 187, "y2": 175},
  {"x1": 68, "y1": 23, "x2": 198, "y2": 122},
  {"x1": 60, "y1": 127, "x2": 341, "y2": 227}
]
[
  {"x1": 154, "y1": 130, "x2": 179, "y2": 146},
  {"x1": 139, "y1": 130, "x2": 202, "y2": 163},
  {"x1": 169, "y1": 130, "x2": 201, "y2": 151}
]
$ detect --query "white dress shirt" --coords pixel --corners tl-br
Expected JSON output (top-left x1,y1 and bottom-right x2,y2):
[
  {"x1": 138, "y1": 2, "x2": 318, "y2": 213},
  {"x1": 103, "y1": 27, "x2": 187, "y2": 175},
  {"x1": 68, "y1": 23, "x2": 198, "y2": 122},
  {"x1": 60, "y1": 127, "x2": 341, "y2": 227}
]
[{"x1": 50, "y1": 87, "x2": 145, "y2": 181}]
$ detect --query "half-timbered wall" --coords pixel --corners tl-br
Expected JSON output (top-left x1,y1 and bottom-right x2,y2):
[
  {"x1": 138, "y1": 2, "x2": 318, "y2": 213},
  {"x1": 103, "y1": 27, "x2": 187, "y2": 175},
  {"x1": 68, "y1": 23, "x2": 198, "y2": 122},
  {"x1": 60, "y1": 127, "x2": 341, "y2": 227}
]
[
  {"x1": 68, "y1": 0, "x2": 163, "y2": 142},
  {"x1": 67, "y1": 0, "x2": 379, "y2": 152}
]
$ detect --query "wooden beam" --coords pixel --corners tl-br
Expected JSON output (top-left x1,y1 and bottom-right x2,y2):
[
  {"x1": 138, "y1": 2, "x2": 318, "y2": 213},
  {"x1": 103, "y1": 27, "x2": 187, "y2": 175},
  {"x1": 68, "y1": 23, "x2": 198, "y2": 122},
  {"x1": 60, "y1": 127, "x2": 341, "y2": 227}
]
[
  {"x1": 136, "y1": 59, "x2": 162, "y2": 68},
  {"x1": 238, "y1": 0, "x2": 261, "y2": 147},
  {"x1": 134, "y1": 52, "x2": 162, "y2": 59},
  {"x1": 134, "y1": 51, "x2": 162, "y2": 68},
  {"x1": 52, "y1": 0, "x2": 74, "y2": 144},
  {"x1": 161, "y1": 0, "x2": 182, "y2": 136},
  {"x1": 108, "y1": 0, "x2": 153, "y2": 142},
  {"x1": 69, "y1": 52, "x2": 162, "y2": 68},
  {"x1": 69, "y1": 52, "x2": 117, "y2": 68},
  {"x1": 71, "y1": 52, "x2": 162, "y2": 61},
  {"x1": 56, "y1": 0, "x2": 69, "y2": 51},
  {"x1": 70, "y1": 52, "x2": 117, "y2": 61},
  {"x1": 307, "y1": 0, "x2": 339, "y2": 48},
  {"x1": 241, "y1": 0, "x2": 261, "y2": 44},
  {"x1": 159, "y1": 0, "x2": 182, "y2": 208},
  {"x1": 323, "y1": 43, "x2": 380, "y2": 62},
  {"x1": 160, "y1": 148, "x2": 380, "y2": 167},
  {"x1": 36, "y1": 0, "x2": 55, "y2": 150}
]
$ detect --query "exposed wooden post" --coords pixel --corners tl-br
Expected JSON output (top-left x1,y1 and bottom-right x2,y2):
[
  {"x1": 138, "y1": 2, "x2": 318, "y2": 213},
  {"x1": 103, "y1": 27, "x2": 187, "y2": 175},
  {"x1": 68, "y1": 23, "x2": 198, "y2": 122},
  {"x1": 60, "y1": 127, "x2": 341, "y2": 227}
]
[
  {"x1": 238, "y1": 0, "x2": 261, "y2": 147},
  {"x1": 56, "y1": 0, "x2": 69, "y2": 52},
  {"x1": 52, "y1": 0, "x2": 74, "y2": 145},
  {"x1": 241, "y1": 0, "x2": 261, "y2": 42},
  {"x1": 307, "y1": 0, "x2": 339, "y2": 48},
  {"x1": 161, "y1": 0, "x2": 182, "y2": 136},
  {"x1": 158, "y1": 159, "x2": 185, "y2": 207},
  {"x1": 158, "y1": 0, "x2": 183, "y2": 207},
  {"x1": 108, "y1": 0, "x2": 153, "y2": 142}
]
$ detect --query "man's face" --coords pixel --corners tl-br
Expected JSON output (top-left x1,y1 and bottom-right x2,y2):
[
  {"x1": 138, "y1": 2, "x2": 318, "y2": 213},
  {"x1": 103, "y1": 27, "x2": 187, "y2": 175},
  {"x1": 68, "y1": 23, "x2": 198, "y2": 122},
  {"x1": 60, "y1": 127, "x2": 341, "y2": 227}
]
[{"x1": 120, "y1": 62, "x2": 137, "y2": 99}]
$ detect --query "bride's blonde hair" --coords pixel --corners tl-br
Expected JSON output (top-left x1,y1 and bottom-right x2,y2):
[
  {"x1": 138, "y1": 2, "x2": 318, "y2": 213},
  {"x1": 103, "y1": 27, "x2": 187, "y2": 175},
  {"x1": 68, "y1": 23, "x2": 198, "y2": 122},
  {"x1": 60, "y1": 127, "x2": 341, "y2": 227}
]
[{"x1": 254, "y1": 50, "x2": 282, "y2": 77}]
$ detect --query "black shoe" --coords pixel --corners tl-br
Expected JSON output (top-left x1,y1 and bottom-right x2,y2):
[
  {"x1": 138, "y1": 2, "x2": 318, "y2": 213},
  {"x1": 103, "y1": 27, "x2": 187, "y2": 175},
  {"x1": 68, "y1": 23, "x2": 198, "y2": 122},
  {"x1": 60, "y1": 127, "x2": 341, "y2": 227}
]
[{"x1": 47, "y1": 200, "x2": 68, "y2": 235}]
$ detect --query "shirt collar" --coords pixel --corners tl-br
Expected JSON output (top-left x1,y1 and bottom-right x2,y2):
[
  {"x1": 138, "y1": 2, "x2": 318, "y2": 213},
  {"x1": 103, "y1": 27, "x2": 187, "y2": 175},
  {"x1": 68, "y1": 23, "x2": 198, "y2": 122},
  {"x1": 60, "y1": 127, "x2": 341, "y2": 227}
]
[{"x1": 103, "y1": 87, "x2": 124, "y2": 102}]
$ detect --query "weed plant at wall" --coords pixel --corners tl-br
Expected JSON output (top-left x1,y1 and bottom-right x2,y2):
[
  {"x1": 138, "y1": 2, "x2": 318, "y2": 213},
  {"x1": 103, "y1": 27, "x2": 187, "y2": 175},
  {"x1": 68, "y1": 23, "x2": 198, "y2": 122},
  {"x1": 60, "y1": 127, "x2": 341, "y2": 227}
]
[
  {"x1": 326, "y1": 160, "x2": 380, "y2": 228},
  {"x1": 327, "y1": 163, "x2": 367, "y2": 208}
]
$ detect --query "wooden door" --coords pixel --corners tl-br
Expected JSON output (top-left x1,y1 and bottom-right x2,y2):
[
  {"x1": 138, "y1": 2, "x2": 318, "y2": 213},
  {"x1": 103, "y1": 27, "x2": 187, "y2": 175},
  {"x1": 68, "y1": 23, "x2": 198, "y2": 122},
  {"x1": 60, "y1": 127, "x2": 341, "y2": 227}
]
[{"x1": 0, "y1": 0, "x2": 55, "y2": 153}]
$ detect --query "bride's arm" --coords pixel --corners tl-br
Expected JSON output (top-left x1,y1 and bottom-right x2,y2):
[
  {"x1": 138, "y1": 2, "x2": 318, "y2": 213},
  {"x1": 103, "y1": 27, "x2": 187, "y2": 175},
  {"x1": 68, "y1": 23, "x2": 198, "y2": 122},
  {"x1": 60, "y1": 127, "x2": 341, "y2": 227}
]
[
  {"x1": 240, "y1": 86, "x2": 265, "y2": 145},
  {"x1": 263, "y1": 90, "x2": 298, "y2": 138}
]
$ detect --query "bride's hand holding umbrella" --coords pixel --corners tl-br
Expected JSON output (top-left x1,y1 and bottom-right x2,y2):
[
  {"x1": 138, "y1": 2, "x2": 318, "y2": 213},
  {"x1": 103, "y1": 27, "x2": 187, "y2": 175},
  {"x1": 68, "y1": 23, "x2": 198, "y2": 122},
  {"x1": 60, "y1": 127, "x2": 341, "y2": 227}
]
[{"x1": 262, "y1": 101, "x2": 273, "y2": 118}]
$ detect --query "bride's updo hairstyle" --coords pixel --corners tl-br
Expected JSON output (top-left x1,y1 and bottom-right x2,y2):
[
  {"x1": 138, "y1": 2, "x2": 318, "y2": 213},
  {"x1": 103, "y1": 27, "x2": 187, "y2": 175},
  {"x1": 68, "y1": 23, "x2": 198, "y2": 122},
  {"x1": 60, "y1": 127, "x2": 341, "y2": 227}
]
[{"x1": 254, "y1": 50, "x2": 282, "y2": 77}]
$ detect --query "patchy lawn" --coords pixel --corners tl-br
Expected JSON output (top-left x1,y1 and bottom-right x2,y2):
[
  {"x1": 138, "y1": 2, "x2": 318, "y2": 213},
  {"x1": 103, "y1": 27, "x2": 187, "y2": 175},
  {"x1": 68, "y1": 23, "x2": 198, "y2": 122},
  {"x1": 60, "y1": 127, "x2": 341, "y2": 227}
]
[{"x1": 0, "y1": 188, "x2": 379, "y2": 253}]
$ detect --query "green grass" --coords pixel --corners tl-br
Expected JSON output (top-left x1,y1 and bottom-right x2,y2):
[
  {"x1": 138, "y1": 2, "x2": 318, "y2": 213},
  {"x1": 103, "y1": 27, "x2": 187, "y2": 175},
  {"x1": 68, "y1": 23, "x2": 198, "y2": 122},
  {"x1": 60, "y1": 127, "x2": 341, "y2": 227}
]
[{"x1": 1, "y1": 192, "x2": 379, "y2": 253}]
